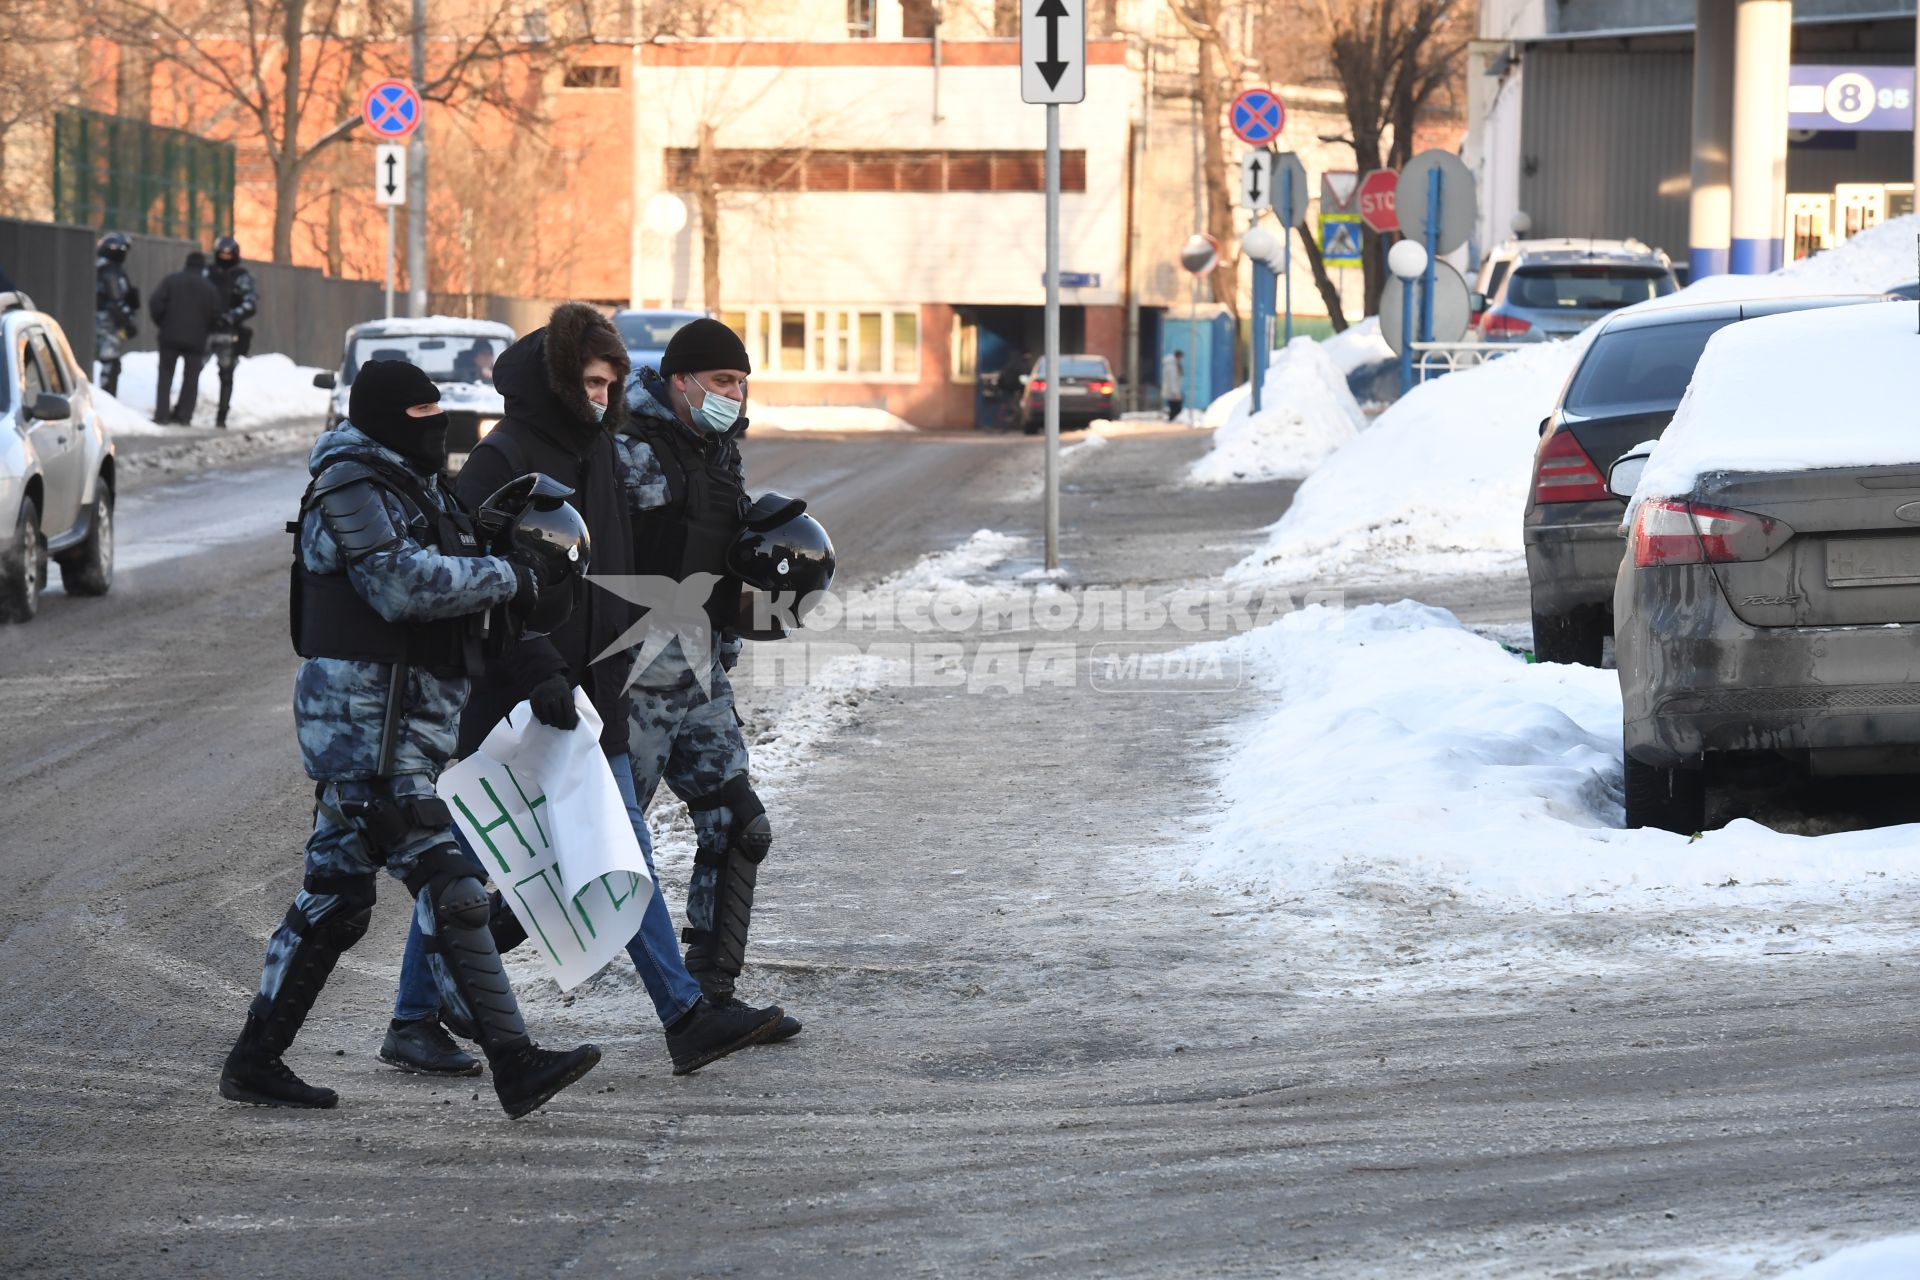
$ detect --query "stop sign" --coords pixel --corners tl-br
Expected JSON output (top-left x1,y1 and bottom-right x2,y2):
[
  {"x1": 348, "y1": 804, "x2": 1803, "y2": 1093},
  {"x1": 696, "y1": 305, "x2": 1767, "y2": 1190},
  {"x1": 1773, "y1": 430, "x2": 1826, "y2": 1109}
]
[{"x1": 1358, "y1": 169, "x2": 1399, "y2": 234}]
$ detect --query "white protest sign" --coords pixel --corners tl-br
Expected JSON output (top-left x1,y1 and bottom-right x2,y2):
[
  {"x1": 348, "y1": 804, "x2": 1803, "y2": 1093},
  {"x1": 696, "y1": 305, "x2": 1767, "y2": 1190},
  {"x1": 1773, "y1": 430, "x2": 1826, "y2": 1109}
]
[{"x1": 437, "y1": 691, "x2": 654, "y2": 990}]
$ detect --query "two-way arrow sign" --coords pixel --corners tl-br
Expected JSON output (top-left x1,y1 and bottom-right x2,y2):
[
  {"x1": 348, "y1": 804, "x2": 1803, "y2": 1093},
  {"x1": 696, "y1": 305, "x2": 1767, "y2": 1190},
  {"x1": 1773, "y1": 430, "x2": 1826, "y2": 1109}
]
[
  {"x1": 374, "y1": 143, "x2": 407, "y2": 207},
  {"x1": 1241, "y1": 150, "x2": 1271, "y2": 212},
  {"x1": 1021, "y1": 0, "x2": 1085, "y2": 105}
]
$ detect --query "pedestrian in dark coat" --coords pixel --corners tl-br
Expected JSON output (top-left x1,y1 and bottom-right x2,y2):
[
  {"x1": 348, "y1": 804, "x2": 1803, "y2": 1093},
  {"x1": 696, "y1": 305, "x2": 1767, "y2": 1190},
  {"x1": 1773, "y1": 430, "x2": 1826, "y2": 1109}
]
[{"x1": 148, "y1": 251, "x2": 223, "y2": 424}]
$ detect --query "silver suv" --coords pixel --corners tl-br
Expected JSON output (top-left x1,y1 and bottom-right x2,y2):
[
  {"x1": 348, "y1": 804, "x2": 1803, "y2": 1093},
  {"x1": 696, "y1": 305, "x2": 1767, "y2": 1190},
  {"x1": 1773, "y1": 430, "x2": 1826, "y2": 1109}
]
[
  {"x1": 0, "y1": 298, "x2": 116, "y2": 622},
  {"x1": 1475, "y1": 239, "x2": 1677, "y2": 341}
]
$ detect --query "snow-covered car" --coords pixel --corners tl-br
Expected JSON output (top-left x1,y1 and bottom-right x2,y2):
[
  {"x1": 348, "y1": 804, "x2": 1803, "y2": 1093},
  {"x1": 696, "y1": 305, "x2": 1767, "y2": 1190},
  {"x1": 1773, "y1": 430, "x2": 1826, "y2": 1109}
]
[
  {"x1": 1525, "y1": 293, "x2": 1888, "y2": 665},
  {"x1": 314, "y1": 317, "x2": 512, "y2": 470},
  {"x1": 1610, "y1": 300, "x2": 1920, "y2": 833},
  {"x1": 1, "y1": 301, "x2": 116, "y2": 621}
]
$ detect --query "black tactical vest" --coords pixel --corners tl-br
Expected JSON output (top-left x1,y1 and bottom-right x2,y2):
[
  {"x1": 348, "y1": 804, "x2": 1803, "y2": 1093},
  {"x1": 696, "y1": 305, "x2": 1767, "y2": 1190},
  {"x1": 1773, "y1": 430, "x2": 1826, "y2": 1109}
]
[
  {"x1": 626, "y1": 417, "x2": 749, "y2": 632},
  {"x1": 287, "y1": 454, "x2": 487, "y2": 677}
]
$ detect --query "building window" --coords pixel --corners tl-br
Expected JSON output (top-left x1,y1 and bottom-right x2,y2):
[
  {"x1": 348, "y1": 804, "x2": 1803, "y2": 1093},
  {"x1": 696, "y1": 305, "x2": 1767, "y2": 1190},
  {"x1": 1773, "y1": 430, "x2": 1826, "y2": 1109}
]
[
  {"x1": 729, "y1": 306, "x2": 922, "y2": 380},
  {"x1": 665, "y1": 149, "x2": 1089, "y2": 194},
  {"x1": 562, "y1": 64, "x2": 621, "y2": 89},
  {"x1": 951, "y1": 319, "x2": 977, "y2": 383},
  {"x1": 847, "y1": 0, "x2": 875, "y2": 38}
]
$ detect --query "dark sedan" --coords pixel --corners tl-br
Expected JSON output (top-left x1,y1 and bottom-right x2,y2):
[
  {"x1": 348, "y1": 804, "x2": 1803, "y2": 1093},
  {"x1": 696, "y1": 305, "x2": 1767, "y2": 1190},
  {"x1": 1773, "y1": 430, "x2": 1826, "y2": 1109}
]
[
  {"x1": 1021, "y1": 355, "x2": 1115, "y2": 434},
  {"x1": 1523, "y1": 293, "x2": 1888, "y2": 665}
]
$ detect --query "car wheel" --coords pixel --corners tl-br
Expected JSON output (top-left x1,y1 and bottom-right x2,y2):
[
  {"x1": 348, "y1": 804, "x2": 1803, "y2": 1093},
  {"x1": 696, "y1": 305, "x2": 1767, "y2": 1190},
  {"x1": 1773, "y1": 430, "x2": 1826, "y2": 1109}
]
[
  {"x1": 0, "y1": 498, "x2": 43, "y2": 624},
  {"x1": 1622, "y1": 751, "x2": 1706, "y2": 834},
  {"x1": 57, "y1": 482, "x2": 113, "y2": 597},
  {"x1": 1531, "y1": 606, "x2": 1605, "y2": 666}
]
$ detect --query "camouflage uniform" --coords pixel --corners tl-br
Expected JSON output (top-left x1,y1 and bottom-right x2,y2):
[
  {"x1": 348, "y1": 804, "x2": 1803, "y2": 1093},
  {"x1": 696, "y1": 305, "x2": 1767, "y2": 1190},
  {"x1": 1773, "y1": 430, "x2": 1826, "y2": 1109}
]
[
  {"x1": 254, "y1": 425, "x2": 521, "y2": 1028},
  {"x1": 617, "y1": 369, "x2": 762, "y2": 1001}
]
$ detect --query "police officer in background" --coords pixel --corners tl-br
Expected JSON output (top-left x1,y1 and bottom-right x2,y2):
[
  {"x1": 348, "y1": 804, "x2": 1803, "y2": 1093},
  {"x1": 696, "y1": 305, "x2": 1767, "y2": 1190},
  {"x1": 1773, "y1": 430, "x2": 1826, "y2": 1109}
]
[
  {"x1": 207, "y1": 236, "x2": 258, "y2": 429},
  {"x1": 218, "y1": 358, "x2": 602, "y2": 1119},
  {"x1": 93, "y1": 232, "x2": 139, "y2": 396},
  {"x1": 619, "y1": 319, "x2": 828, "y2": 1040}
]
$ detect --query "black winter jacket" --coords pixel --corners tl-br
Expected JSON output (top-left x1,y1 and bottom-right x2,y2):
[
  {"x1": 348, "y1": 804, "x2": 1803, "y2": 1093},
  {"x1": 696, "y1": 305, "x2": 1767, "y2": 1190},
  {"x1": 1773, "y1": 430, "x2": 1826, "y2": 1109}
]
[
  {"x1": 454, "y1": 304, "x2": 635, "y2": 756},
  {"x1": 148, "y1": 268, "x2": 223, "y2": 352}
]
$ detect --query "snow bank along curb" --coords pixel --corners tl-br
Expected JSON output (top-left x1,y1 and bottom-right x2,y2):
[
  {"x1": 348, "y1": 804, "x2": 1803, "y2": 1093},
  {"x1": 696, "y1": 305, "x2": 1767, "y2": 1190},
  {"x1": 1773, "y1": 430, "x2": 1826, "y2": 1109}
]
[
  {"x1": 1188, "y1": 336, "x2": 1368, "y2": 486},
  {"x1": 1228, "y1": 214, "x2": 1920, "y2": 589},
  {"x1": 1178, "y1": 602, "x2": 1918, "y2": 965},
  {"x1": 96, "y1": 351, "x2": 331, "y2": 437}
]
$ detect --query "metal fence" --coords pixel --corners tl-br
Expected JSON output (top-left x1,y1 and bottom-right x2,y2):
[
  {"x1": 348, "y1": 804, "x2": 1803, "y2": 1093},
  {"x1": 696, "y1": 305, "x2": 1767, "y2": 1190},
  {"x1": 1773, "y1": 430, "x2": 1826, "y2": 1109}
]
[
  {"x1": 1, "y1": 215, "x2": 560, "y2": 376},
  {"x1": 53, "y1": 109, "x2": 235, "y2": 243}
]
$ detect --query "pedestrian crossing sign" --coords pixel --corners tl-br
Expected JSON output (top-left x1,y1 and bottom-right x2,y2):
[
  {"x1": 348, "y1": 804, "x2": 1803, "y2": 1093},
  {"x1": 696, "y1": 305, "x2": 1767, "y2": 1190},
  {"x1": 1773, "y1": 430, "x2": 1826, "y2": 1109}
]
[{"x1": 1320, "y1": 213, "x2": 1363, "y2": 268}]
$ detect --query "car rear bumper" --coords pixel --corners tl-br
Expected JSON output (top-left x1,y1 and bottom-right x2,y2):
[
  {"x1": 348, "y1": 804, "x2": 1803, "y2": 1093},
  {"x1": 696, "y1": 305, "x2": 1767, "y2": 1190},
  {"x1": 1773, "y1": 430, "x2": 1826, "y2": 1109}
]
[
  {"x1": 1621, "y1": 608, "x2": 1920, "y2": 767},
  {"x1": 1523, "y1": 510, "x2": 1626, "y2": 616}
]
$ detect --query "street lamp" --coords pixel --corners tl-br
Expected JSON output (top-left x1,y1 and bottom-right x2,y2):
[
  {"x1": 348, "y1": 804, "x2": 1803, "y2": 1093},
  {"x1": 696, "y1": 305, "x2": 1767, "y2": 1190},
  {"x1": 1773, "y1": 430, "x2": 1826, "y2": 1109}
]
[
  {"x1": 1511, "y1": 209, "x2": 1533, "y2": 237},
  {"x1": 1239, "y1": 226, "x2": 1282, "y2": 412},
  {"x1": 1240, "y1": 226, "x2": 1281, "y2": 266},
  {"x1": 1389, "y1": 239, "x2": 1429, "y2": 395}
]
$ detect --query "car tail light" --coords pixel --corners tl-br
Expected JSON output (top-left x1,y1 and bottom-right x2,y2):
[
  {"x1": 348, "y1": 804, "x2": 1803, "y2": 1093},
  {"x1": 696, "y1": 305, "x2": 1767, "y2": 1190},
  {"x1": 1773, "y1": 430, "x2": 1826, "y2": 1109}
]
[
  {"x1": 1092, "y1": 380, "x2": 1114, "y2": 395},
  {"x1": 1631, "y1": 498, "x2": 1790, "y2": 567},
  {"x1": 1532, "y1": 430, "x2": 1610, "y2": 504},
  {"x1": 1481, "y1": 313, "x2": 1532, "y2": 336},
  {"x1": 1029, "y1": 379, "x2": 1046, "y2": 394}
]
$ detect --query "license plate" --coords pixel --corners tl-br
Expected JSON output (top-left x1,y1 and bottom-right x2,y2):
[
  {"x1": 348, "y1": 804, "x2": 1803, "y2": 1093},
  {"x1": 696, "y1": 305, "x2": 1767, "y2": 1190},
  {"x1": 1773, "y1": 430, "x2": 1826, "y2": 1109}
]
[
  {"x1": 1825, "y1": 536, "x2": 1920, "y2": 587},
  {"x1": 1058, "y1": 385, "x2": 1086, "y2": 396}
]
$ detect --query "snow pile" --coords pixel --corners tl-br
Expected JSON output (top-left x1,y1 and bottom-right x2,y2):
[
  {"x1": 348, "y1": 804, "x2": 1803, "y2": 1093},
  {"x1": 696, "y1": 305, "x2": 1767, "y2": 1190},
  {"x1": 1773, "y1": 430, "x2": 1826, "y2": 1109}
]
[
  {"x1": 1229, "y1": 338, "x2": 1579, "y2": 584},
  {"x1": 1319, "y1": 315, "x2": 1395, "y2": 374},
  {"x1": 1774, "y1": 1236, "x2": 1920, "y2": 1280},
  {"x1": 1778, "y1": 213, "x2": 1920, "y2": 292},
  {"x1": 1182, "y1": 601, "x2": 1920, "y2": 913},
  {"x1": 752, "y1": 405, "x2": 918, "y2": 432},
  {"x1": 1188, "y1": 336, "x2": 1368, "y2": 486},
  {"x1": 99, "y1": 351, "x2": 330, "y2": 434},
  {"x1": 1635, "y1": 301, "x2": 1920, "y2": 500}
]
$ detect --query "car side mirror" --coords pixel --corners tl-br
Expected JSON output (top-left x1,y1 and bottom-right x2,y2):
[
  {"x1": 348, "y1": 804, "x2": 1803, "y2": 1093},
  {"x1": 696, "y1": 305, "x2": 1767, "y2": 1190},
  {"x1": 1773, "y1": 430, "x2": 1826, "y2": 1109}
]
[
  {"x1": 28, "y1": 392, "x2": 70, "y2": 421},
  {"x1": 1607, "y1": 449, "x2": 1655, "y2": 501},
  {"x1": 1538, "y1": 415, "x2": 1553, "y2": 438},
  {"x1": 312, "y1": 371, "x2": 336, "y2": 389},
  {"x1": 1470, "y1": 291, "x2": 1488, "y2": 313}
]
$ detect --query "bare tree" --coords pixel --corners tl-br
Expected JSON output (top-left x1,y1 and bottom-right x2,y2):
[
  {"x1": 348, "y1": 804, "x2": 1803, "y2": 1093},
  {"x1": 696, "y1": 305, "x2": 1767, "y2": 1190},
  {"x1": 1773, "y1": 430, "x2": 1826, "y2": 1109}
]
[
  {"x1": 0, "y1": 0, "x2": 94, "y2": 218},
  {"x1": 91, "y1": 0, "x2": 599, "y2": 263},
  {"x1": 1165, "y1": 0, "x2": 1243, "y2": 329},
  {"x1": 1262, "y1": 0, "x2": 1474, "y2": 316}
]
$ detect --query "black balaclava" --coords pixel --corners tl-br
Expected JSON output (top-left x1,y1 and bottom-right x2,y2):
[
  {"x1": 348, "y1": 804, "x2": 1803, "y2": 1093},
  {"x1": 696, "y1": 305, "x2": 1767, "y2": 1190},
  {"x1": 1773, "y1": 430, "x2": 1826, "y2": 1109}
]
[{"x1": 350, "y1": 359, "x2": 449, "y2": 472}]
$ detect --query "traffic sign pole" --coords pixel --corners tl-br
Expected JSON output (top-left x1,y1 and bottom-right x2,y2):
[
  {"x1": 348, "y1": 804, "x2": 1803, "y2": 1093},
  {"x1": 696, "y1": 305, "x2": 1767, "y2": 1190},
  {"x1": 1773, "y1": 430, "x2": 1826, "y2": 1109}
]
[
  {"x1": 1421, "y1": 168, "x2": 1441, "y2": 344},
  {"x1": 1281, "y1": 161, "x2": 1294, "y2": 347},
  {"x1": 1401, "y1": 276, "x2": 1415, "y2": 394},
  {"x1": 1044, "y1": 102, "x2": 1061, "y2": 572}
]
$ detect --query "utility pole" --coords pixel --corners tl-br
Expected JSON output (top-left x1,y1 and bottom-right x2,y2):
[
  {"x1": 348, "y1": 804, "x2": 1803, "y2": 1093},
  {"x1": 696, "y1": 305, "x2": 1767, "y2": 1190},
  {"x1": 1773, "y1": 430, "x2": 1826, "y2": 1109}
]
[{"x1": 406, "y1": 0, "x2": 429, "y2": 316}]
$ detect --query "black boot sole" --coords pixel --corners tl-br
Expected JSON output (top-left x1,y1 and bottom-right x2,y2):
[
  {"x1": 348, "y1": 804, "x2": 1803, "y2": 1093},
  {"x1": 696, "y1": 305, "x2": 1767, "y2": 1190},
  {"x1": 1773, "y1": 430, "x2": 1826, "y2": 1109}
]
[
  {"x1": 378, "y1": 1050, "x2": 483, "y2": 1078},
  {"x1": 219, "y1": 1076, "x2": 338, "y2": 1109},
  {"x1": 498, "y1": 1047, "x2": 602, "y2": 1120},
  {"x1": 760, "y1": 1014, "x2": 803, "y2": 1043},
  {"x1": 671, "y1": 1009, "x2": 784, "y2": 1076}
]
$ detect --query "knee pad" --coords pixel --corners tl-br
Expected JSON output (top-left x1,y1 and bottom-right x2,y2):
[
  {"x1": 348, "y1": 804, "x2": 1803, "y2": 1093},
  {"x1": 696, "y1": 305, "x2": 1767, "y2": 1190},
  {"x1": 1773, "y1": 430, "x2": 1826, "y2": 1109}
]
[
  {"x1": 722, "y1": 776, "x2": 771, "y2": 864},
  {"x1": 298, "y1": 871, "x2": 378, "y2": 949},
  {"x1": 434, "y1": 876, "x2": 492, "y2": 931},
  {"x1": 315, "y1": 904, "x2": 373, "y2": 950}
]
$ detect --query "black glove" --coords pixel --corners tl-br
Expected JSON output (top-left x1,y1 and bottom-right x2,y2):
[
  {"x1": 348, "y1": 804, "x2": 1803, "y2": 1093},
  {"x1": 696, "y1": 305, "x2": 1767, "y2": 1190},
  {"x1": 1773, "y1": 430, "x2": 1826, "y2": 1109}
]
[
  {"x1": 508, "y1": 564, "x2": 540, "y2": 617},
  {"x1": 527, "y1": 673, "x2": 579, "y2": 730}
]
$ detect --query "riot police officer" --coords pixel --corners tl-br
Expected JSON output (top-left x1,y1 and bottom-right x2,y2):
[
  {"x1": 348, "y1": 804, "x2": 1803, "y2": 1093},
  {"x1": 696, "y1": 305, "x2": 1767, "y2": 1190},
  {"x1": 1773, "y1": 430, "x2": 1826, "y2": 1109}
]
[
  {"x1": 617, "y1": 319, "x2": 834, "y2": 1040},
  {"x1": 219, "y1": 358, "x2": 602, "y2": 1118},
  {"x1": 93, "y1": 232, "x2": 139, "y2": 396},
  {"x1": 207, "y1": 235, "x2": 258, "y2": 429}
]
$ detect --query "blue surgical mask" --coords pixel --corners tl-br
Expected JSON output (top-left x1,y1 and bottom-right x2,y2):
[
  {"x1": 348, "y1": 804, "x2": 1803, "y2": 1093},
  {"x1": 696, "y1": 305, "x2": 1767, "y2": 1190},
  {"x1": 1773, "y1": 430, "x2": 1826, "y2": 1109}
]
[
  {"x1": 587, "y1": 399, "x2": 607, "y2": 423},
  {"x1": 685, "y1": 377, "x2": 742, "y2": 434}
]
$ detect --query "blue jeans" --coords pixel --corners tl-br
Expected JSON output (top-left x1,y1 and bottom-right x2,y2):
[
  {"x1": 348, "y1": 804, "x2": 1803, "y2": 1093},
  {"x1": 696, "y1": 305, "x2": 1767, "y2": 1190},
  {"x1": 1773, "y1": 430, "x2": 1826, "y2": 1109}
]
[{"x1": 392, "y1": 749, "x2": 704, "y2": 1027}]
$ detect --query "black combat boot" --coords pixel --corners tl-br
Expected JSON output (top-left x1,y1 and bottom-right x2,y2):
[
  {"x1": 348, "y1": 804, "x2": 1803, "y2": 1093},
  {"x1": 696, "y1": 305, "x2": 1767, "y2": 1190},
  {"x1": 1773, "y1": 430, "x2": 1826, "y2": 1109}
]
[
  {"x1": 491, "y1": 1042, "x2": 604, "y2": 1119},
  {"x1": 664, "y1": 995, "x2": 784, "y2": 1075},
  {"x1": 694, "y1": 969, "x2": 804, "y2": 1044},
  {"x1": 220, "y1": 1012, "x2": 338, "y2": 1108}
]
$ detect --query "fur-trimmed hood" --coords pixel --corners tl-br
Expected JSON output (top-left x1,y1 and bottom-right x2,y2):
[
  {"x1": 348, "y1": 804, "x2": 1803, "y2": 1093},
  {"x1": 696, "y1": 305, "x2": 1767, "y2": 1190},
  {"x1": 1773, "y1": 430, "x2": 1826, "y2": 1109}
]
[{"x1": 493, "y1": 301, "x2": 628, "y2": 455}]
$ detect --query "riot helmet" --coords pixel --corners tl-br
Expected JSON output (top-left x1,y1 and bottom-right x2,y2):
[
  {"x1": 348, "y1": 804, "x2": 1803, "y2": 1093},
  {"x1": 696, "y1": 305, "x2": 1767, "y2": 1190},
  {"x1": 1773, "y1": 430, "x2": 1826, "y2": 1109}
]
[
  {"x1": 728, "y1": 492, "x2": 835, "y2": 626},
  {"x1": 479, "y1": 473, "x2": 592, "y2": 636},
  {"x1": 213, "y1": 235, "x2": 241, "y2": 266},
  {"x1": 97, "y1": 232, "x2": 131, "y2": 264}
]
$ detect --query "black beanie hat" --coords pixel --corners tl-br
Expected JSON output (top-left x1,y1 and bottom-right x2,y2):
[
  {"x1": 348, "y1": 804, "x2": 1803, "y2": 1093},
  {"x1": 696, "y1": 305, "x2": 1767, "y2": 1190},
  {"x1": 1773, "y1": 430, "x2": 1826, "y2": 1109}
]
[
  {"x1": 659, "y1": 317, "x2": 751, "y2": 378},
  {"x1": 350, "y1": 359, "x2": 445, "y2": 465}
]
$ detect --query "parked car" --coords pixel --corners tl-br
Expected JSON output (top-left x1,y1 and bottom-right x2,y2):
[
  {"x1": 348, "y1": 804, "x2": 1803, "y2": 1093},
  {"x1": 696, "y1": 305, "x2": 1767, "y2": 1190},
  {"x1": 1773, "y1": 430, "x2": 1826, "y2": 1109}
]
[
  {"x1": 1525, "y1": 293, "x2": 1890, "y2": 665},
  {"x1": 1609, "y1": 299, "x2": 1920, "y2": 832},
  {"x1": 314, "y1": 317, "x2": 512, "y2": 471},
  {"x1": 1, "y1": 302, "x2": 116, "y2": 621},
  {"x1": 1475, "y1": 239, "x2": 1677, "y2": 341},
  {"x1": 1890, "y1": 281, "x2": 1919, "y2": 301},
  {"x1": 613, "y1": 308, "x2": 707, "y2": 373},
  {"x1": 1021, "y1": 355, "x2": 1116, "y2": 433},
  {"x1": 1469, "y1": 241, "x2": 1522, "y2": 329}
]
